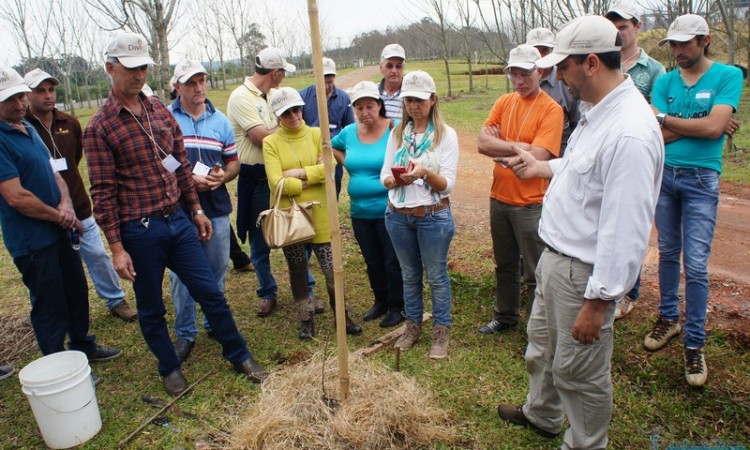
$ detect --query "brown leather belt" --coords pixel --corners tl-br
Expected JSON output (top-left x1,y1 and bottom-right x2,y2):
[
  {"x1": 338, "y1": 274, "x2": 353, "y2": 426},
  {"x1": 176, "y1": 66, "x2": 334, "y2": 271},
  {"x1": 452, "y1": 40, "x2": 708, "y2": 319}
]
[
  {"x1": 389, "y1": 198, "x2": 450, "y2": 218},
  {"x1": 149, "y1": 203, "x2": 181, "y2": 218}
]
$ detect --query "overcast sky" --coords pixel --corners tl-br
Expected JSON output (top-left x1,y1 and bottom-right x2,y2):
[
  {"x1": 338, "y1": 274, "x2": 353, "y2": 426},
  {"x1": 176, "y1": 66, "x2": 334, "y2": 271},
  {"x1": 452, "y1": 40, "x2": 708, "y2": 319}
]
[{"x1": 1, "y1": 0, "x2": 419, "y2": 67}]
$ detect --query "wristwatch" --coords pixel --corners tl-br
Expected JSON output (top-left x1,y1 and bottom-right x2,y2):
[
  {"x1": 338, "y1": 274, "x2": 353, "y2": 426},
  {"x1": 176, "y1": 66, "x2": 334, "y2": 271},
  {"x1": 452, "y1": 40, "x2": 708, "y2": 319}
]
[
  {"x1": 191, "y1": 209, "x2": 205, "y2": 218},
  {"x1": 656, "y1": 113, "x2": 666, "y2": 127}
]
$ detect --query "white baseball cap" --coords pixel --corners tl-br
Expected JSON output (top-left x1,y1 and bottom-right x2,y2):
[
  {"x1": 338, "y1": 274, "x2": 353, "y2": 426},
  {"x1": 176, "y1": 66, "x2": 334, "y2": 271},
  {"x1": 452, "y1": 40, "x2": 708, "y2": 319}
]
[
  {"x1": 106, "y1": 33, "x2": 155, "y2": 68},
  {"x1": 381, "y1": 43, "x2": 406, "y2": 61},
  {"x1": 322, "y1": 57, "x2": 337, "y2": 76},
  {"x1": 659, "y1": 14, "x2": 710, "y2": 46},
  {"x1": 536, "y1": 15, "x2": 621, "y2": 68},
  {"x1": 24, "y1": 68, "x2": 60, "y2": 89},
  {"x1": 255, "y1": 48, "x2": 296, "y2": 73},
  {"x1": 349, "y1": 81, "x2": 381, "y2": 104},
  {"x1": 526, "y1": 28, "x2": 555, "y2": 48},
  {"x1": 400, "y1": 71, "x2": 436, "y2": 100},
  {"x1": 0, "y1": 66, "x2": 32, "y2": 102},
  {"x1": 173, "y1": 60, "x2": 208, "y2": 84},
  {"x1": 606, "y1": 0, "x2": 640, "y2": 22},
  {"x1": 270, "y1": 87, "x2": 305, "y2": 117},
  {"x1": 507, "y1": 45, "x2": 542, "y2": 71}
]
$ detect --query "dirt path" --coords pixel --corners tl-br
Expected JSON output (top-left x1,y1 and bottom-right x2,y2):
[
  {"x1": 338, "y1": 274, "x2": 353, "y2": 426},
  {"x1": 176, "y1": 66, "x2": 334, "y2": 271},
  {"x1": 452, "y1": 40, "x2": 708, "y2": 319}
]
[{"x1": 334, "y1": 66, "x2": 750, "y2": 344}]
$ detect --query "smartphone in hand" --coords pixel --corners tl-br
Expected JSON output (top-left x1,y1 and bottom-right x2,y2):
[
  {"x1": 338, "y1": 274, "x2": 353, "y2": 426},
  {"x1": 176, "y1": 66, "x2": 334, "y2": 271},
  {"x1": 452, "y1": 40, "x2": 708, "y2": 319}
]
[{"x1": 391, "y1": 160, "x2": 414, "y2": 186}]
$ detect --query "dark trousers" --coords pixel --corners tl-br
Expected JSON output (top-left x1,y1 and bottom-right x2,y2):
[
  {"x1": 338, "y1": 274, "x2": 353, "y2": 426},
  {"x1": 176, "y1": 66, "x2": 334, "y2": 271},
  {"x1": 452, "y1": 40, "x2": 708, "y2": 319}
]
[
  {"x1": 14, "y1": 233, "x2": 96, "y2": 356},
  {"x1": 229, "y1": 225, "x2": 251, "y2": 269},
  {"x1": 352, "y1": 217, "x2": 403, "y2": 311},
  {"x1": 121, "y1": 210, "x2": 250, "y2": 376}
]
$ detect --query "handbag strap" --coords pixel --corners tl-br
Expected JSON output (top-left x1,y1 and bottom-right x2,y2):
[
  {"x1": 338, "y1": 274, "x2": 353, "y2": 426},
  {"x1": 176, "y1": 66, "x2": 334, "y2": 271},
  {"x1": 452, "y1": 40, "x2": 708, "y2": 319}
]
[{"x1": 271, "y1": 177, "x2": 286, "y2": 210}]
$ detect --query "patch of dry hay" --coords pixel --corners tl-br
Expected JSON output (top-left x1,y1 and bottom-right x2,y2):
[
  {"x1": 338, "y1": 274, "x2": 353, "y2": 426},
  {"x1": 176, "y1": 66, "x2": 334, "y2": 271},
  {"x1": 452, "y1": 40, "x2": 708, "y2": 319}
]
[
  {"x1": 0, "y1": 315, "x2": 35, "y2": 365},
  {"x1": 233, "y1": 352, "x2": 458, "y2": 449}
]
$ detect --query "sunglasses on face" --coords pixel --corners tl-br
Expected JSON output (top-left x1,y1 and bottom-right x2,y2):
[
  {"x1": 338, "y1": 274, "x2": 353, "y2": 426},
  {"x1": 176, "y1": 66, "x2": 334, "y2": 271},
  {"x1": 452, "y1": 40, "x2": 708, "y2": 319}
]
[{"x1": 281, "y1": 106, "x2": 302, "y2": 117}]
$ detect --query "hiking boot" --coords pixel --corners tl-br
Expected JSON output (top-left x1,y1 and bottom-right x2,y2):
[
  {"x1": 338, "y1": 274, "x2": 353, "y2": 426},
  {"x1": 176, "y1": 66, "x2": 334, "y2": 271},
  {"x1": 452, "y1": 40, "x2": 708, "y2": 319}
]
[
  {"x1": 478, "y1": 319, "x2": 516, "y2": 335},
  {"x1": 497, "y1": 404, "x2": 559, "y2": 439},
  {"x1": 110, "y1": 300, "x2": 138, "y2": 322},
  {"x1": 685, "y1": 347, "x2": 708, "y2": 387},
  {"x1": 395, "y1": 320, "x2": 422, "y2": 350},
  {"x1": 644, "y1": 316, "x2": 681, "y2": 351},
  {"x1": 163, "y1": 369, "x2": 187, "y2": 396},
  {"x1": 311, "y1": 296, "x2": 325, "y2": 314},
  {"x1": 430, "y1": 325, "x2": 449, "y2": 359},
  {"x1": 614, "y1": 296, "x2": 637, "y2": 320},
  {"x1": 87, "y1": 345, "x2": 123, "y2": 362}
]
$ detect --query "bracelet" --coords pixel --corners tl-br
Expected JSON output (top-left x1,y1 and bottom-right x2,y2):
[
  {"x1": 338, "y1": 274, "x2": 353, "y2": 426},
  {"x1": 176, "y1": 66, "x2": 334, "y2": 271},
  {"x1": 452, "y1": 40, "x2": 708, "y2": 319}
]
[{"x1": 191, "y1": 209, "x2": 205, "y2": 218}]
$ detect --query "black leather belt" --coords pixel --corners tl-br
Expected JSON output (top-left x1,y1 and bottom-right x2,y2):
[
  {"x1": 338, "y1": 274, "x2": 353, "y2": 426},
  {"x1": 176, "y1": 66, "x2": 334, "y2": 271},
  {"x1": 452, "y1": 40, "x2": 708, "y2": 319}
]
[
  {"x1": 546, "y1": 245, "x2": 573, "y2": 259},
  {"x1": 148, "y1": 203, "x2": 181, "y2": 218}
]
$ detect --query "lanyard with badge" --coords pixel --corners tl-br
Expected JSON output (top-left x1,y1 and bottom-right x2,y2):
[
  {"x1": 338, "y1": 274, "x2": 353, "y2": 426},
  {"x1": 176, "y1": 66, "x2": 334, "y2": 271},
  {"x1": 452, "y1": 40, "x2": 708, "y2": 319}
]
[
  {"x1": 125, "y1": 98, "x2": 181, "y2": 173},
  {"x1": 33, "y1": 114, "x2": 68, "y2": 172},
  {"x1": 188, "y1": 112, "x2": 214, "y2": 176}
]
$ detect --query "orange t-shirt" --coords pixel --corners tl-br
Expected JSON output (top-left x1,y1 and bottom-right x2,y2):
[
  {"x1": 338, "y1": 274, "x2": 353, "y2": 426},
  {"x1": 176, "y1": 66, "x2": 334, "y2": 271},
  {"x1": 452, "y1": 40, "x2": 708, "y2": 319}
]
[{"x1": 484, "y1": 91, "x2": 563, "y2": 206}]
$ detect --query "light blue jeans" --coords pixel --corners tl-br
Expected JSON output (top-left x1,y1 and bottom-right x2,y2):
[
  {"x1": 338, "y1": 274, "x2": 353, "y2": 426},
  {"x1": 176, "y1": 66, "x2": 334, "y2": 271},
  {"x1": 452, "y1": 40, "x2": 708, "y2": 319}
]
[
  {"x1": 79, "y1": 216, "x2": 126, "y2": 310},
  {"x1": 385, "y1": 206, "x2": 454, "y2": 327},
  {"x1": 170, "y1": 214, "x2": 230, "y2": 341},
  {"x1": 655, "y1": 166, "x2": 719, "y2": 348}
]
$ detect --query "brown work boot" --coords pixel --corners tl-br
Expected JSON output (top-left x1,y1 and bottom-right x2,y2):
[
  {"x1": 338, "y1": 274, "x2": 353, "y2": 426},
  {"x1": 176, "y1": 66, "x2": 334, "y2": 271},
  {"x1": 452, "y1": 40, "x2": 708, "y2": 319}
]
[
  {"x1": 429, "y1": 325, "x2": 449, "y2": 359},
  {"x1": 110, "y1": 300, "x2": 138, "y2": 322},
  {"x1": 497, "y1": 404, "x2": 559, "y2": 438},
  {"x1": 163, "y1": 369, "x2": 188, "y2": 397},
  {"x1": 256, "y1": 298, "x2": 277, "y2": 317},
  {"x1": 233, "y1": 356, "x2": 268, "y2": 383},
  {"x1": 395, "y1": 320, "x2": 422, "y2": 350}
]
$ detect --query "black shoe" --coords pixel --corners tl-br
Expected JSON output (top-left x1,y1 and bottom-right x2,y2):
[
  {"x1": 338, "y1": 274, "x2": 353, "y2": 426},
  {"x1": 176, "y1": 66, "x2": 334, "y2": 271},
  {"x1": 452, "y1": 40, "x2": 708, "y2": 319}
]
[
  {"x1": 87, "y1": 345, "x2": 123, "y2": 362},
  {"x1": 497, "y1": 404, "x2": 559, "y2": 439},
  {"x1": 90, "y1": 373, "x2": 101, "y2": 386},
  {"x1": 363, "y1": 303, "x2": 388, "y2": 322},
  {"x1": 299, "y1": 319, "x2": 315, "y2": 340},
  {"x1": 345, "y1": 316, "x2": 363, "y2": 335},
  {"x1": 379, "y1": 309, "x2": 405, "y2": 328},
  {"x1": 206, "y1": 330, "x2": 218, "y2": 341},
  {"x1": 478, "y1": 319, "x2": 516, "y2": 335},
  {"x1": 233, "y1": 356, "x2": 268, "y2": 383},
  {"x1": 163, "y1": 369, "x2": 188, "y2": 396},
  {"x1": 175, "y1": 339, "x2": 195, "y2": 363}
]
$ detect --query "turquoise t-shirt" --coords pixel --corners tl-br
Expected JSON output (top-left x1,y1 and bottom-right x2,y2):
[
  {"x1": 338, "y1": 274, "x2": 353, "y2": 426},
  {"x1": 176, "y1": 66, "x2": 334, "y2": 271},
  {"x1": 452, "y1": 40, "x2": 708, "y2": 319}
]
[
  {"x1": 331, "y1": 123, "x2": 392, "y2": 219},
  {"x1": 652, "y1": 62, "x2": 742, "y2": 173}
]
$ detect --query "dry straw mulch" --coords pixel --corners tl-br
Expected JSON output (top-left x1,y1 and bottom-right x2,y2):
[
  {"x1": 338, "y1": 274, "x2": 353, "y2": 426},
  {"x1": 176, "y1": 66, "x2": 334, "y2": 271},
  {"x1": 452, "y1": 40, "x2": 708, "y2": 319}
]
[
  {"x1": 233, "y1": 352, "x2": 458, "y2": 449},
  {"x1": 0, "y1": 315, "x2": 35, "y2": 366}
]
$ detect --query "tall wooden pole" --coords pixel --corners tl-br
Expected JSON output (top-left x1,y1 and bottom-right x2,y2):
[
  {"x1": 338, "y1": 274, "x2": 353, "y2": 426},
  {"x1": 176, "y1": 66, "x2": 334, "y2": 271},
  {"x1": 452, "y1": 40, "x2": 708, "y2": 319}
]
[{"x1": 306, "y1": 0, "x2": 350, "y2": 400}]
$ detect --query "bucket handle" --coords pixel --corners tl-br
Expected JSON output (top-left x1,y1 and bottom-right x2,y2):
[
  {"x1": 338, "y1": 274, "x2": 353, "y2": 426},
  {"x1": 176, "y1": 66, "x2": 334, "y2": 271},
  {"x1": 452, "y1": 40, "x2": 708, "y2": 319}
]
[{"x1": 32, "y1": 394, "x2": 95, "y2": 414}]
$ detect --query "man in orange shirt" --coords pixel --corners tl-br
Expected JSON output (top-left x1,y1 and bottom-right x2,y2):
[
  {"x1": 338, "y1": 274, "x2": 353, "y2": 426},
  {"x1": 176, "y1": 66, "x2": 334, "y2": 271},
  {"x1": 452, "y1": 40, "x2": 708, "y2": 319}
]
[{"x1": 477, "y1": 44, "x2": 563, "y2": 334}]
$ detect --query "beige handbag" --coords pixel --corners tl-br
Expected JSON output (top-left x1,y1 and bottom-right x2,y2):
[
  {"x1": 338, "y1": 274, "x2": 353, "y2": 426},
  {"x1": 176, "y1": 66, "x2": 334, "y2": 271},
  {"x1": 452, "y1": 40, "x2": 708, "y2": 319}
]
[{"x1": 256, "y1": 178, "x2": 319, "y2": 249}]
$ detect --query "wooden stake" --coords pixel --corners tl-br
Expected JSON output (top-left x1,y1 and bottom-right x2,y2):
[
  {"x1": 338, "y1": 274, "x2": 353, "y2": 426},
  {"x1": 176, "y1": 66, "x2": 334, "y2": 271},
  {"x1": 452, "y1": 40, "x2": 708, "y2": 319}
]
[
  {"x1": 306, "y1": 0, "x2": 350, "y2": 400},
  {"x1": 117, "y1": 372, "x2": 211, "y2": 449}
]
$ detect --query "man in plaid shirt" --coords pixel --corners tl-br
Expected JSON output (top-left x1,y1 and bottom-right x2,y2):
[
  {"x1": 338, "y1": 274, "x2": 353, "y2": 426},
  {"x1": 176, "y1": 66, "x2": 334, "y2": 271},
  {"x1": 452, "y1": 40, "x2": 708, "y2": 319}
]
[{"x1": 83, "y1": 33, "x2": 267, "y2": 396}]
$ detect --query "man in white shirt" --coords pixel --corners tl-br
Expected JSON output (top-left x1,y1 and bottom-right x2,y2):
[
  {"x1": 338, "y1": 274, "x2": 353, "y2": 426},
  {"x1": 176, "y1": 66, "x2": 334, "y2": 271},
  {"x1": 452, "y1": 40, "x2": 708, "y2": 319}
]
[{"x1": 495, "y1": 16, "x2": 664, "y2": 449}]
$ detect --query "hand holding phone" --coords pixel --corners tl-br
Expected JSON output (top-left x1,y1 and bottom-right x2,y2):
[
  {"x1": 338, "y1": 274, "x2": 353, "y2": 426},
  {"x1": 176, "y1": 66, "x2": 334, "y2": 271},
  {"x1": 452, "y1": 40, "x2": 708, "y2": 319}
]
[{"x1": 391, "y1": 160, "x2": 414, "y2": 186}]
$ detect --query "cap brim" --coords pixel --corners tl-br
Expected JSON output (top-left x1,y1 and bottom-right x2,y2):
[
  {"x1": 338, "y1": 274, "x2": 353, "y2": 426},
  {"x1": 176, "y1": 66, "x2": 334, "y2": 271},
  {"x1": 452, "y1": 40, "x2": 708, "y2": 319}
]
[
  {"x1": 351, "y1": 93, "x2": 380, "y2": 104},
  {"x1": 381, "y1": 53, "x2": 406, "y2": 61},
  {"x1": 506, "y1": 62, "x2": 537, "y2": 70},
  {"x1": 659, "y1": 34, "x2": 696, "y2": 46},
  {"x1": 400, "y1": 91, "x2": 432, "y2": 100},
  {"x1": 274, "y1": 99, "x2": 305, "y2": 117},
  {"x1": 118, "y1": 56, "x2": 155, "y2": 68},
  {"x1": 28, "y1": 77, "x2": 60, "y2": 89},
  {"x1": 283, "y1": 63, "x2": 296, "y2": 74},
  {"x1": 323, "y1": 71, "x2": 337, "y2": 76},
  {"x1": 606, "y1": 9, "x2": 635, "y2": 20},
  {"x1": 177, "y1": 69, "x2": 208, "y2": 84},
  {"x1": 0, "y1": 84, "x2": 32, "y2": 102},
  {"x1": 536, "y1": 52, "x2": 568, "y2": 69},
  {"x1": 529, "y1": 42, "x2": 554, "y2": 48}
]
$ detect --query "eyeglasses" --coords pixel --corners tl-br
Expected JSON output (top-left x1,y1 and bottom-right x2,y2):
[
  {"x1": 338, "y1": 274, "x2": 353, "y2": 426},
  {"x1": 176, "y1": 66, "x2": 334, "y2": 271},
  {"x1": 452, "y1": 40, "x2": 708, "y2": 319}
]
[
  {"x1": 281, "y1": 106, "x2": 302, "y2": 117},
  {"x1": 385, "y1": 63, "x2": 404, "y2": 70},
  {"x1": 505, "y1": 70, "x2": 535, "y2": 80}
]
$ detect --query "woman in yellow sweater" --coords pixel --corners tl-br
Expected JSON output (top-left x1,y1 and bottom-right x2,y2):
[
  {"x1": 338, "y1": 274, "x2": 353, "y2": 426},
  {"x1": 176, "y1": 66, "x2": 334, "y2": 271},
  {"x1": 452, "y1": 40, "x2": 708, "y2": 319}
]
[{"x1": 263, "y1": 87, "x2": 362, "y2": 340}]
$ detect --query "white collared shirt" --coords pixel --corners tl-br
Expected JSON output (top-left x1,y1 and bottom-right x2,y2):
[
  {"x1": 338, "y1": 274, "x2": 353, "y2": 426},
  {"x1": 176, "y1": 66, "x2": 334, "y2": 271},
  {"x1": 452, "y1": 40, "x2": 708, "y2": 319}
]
[{"x1": 540, "y1": 76, "x2": 665, "y2": 301}]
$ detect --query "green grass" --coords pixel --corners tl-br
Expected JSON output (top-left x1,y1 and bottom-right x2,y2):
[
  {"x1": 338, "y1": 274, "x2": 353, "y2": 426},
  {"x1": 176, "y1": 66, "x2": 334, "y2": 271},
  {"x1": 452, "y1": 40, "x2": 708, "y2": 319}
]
[{"x1": 1, "y1": 62, "x2": 750, "y2": 449}]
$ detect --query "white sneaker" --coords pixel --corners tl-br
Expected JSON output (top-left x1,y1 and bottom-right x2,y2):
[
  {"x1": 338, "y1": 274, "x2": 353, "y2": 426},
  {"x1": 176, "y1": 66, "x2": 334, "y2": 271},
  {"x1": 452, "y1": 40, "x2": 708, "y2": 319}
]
[{"x1": 614, "y1": 296, "x2": 637, "y2": 320}]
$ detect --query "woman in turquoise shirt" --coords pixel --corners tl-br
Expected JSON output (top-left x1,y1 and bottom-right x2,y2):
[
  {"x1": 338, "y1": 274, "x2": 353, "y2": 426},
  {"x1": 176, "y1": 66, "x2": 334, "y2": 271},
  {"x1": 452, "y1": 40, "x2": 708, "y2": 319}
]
[{"x1": 332, "y1": 81, "x2": 404, "y2": 328}]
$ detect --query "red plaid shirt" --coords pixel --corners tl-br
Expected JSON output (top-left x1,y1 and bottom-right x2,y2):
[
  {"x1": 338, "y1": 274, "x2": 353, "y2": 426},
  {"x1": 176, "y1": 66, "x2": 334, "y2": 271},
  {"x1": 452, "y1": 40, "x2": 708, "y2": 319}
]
[{"x1": 83, "y1": 92, "x2": 199, "y2": 244}]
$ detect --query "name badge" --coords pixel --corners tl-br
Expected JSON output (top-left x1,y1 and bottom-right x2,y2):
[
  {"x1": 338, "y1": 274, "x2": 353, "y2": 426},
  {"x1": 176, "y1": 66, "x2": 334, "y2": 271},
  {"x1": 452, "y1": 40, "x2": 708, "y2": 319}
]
[
  {"x1": 49, "y1": 157, "x2": 68, "y2": 172},
  {"x1": 161, "y1": 154, "x2": 181, "y2": 173},
  {"x1": 696, "y1": 92, "x2": 711, "y2": 100},
  {"x1": 192, "y1": 160, "x2": 211, "y2": 176}
]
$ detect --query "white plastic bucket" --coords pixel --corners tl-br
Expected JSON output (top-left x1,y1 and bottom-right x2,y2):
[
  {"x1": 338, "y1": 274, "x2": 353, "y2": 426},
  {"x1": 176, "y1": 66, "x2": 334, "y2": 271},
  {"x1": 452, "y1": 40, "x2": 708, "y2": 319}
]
[{"x1": 18, "y1": 351, "x2": 102, "y2": 449}]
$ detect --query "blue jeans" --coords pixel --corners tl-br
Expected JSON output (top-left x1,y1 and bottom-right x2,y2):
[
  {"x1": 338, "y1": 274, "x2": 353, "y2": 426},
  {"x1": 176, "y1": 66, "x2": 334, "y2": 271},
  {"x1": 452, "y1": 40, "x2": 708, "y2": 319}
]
[
  {"x1": 352, "y1": 217, "x2": 403, "y2": 310},
  {"x1": 170, "y1": 214, "x2": 230, "y2": 341},
  {"x1": 655, "y1": 166, "x2": 719, "y2": 348},
  {"x1": 79, "y1": 216, "x2": 126, "y2": 310},
  {"x1": 121, "y1": 209, "x2": 251, "y2": 376},
  {"x1": 385, "y1": 206, "x2": 454, "y2": 327},
  {"x1": 237, "y1": 164, "x2": 277, "y2": 300},
  {"x1": 13, "y1": 233, "x2": 96, "y2": 356}
]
